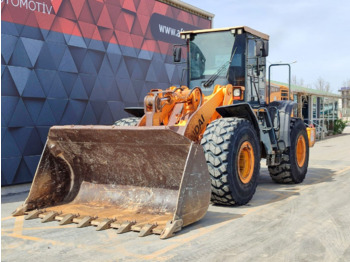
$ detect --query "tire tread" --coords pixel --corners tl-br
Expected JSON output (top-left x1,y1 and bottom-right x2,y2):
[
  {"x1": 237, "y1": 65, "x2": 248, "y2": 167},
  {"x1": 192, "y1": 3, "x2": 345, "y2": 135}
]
[
  {"x1": 268, "y1": 118, "x2": 308, "y2": 184},
  {"x1": 114, "y1": 117, "x2": 140, "y2": 126},
  {"x1": 201, "y1": 118, "x2": 258, "y2": 205}
]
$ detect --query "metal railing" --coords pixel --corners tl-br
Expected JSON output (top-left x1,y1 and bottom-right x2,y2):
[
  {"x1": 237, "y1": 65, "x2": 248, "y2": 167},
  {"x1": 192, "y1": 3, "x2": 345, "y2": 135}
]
[{"x1": 304, "y1": 119, "x2": 328, "y2": 140}]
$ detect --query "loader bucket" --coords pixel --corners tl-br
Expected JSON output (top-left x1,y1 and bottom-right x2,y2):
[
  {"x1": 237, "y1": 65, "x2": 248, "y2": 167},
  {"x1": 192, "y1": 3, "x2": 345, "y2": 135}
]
[{"x1": 13, "y1": 125, "x2": 211, "y2": 239}]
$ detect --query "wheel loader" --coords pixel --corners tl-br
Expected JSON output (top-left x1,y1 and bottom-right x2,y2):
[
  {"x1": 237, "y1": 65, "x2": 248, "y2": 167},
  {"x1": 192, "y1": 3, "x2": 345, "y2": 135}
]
[{"x1": 13, "y1": 26, "x2": 316, "y2": 239}]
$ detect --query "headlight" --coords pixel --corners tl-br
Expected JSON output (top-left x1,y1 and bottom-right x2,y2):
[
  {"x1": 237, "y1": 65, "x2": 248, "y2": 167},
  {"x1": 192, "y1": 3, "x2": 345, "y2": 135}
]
[{"x1": 233, "y1": 88, "x2": 241, "y2": 97}]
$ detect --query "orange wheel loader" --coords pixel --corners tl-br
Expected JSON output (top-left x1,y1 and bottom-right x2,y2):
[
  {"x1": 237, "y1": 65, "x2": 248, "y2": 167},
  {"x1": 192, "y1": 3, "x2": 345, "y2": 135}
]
[{"x1": 13, "y1": 26, "x2": 315, "y2": 239}]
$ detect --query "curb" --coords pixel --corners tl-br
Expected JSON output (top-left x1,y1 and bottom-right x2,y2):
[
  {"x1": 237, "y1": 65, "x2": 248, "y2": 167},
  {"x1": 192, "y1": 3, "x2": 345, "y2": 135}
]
[{"x1": 1, "y1": 183, "x2": 31, "y2": 196}]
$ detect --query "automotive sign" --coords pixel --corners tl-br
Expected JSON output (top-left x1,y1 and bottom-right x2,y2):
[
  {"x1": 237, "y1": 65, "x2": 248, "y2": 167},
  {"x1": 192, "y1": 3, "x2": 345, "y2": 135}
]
[{"x1": 150, "y1": 13, "x2": 199, "y2": 44}]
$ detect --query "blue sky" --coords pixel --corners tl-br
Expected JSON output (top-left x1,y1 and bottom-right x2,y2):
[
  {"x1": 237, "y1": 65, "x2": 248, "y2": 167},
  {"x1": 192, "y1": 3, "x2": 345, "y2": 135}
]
[{"x1": 185, "y1": 0, "x2": 350, "y2": 92}]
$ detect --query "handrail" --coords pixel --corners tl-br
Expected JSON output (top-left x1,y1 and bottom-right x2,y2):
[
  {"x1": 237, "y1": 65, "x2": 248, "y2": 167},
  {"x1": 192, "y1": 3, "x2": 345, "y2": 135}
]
[{"x1": 268, "y1": 63, "x2": 291, "y2": 104}]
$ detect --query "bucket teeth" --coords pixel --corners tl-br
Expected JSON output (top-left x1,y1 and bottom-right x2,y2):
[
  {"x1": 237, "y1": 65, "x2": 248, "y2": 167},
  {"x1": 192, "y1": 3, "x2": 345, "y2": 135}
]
[
  {"x1": 59, "y1": 214, "x2": 77, "y2": 225},
  {"x1": 25, "y1": 209, "x2": 44, "y2": 220},
  {"x1": 41, "y1": 211, "x2": 59, "y2": 223},
  {"x1": 116, "y1": 221, "x2": 136, "y2": 234},
  {"x1": 77, "y1": 216, "x2": 95, "y2": 228},
  {"x1": 13, "y1": 204, "x2": 28, "y2": 216},
  {"x1": 139, "y1": 224, "x2": 158, "y2": 237},
  {"x1": 160, "y1": 219, "x2": 183, "y2": 239},
  {"x1": 96, "y1": 218, "x2": 115, "y2": 231}
]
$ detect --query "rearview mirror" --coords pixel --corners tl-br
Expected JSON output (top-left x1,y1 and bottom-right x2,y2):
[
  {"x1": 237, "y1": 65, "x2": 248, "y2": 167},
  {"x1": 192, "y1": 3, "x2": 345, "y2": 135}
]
[
  {"x1": 173, "y1": 46, "x2": 182, "y2": 63},
  {"x1": 255, "y1": 40, "x2": 269, "y2": 57},
  {"x1": 262, "y1": 40, "x2": 269, "y2": 57}
]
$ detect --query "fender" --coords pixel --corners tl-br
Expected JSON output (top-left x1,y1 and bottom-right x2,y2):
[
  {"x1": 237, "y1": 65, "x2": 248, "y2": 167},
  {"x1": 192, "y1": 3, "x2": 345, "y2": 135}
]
[
  {"x1": 216, "y1": 101, "x2": 297, "y2": 151},
  {"x1": 268, "y1": 100, "x2": 297, "y2": 147},
  {"x1": 216, "y1": 103, "x2": 260, "y2": 139}
]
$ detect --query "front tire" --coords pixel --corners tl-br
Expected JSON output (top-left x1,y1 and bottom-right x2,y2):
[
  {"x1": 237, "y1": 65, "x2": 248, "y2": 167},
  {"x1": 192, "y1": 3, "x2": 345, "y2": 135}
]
[
  {"x1": 268, "y1": 118, "x2": 309, "y2": 183},
  {"x1": 201, "y1": 118, "x2": 260, "y2": 205}
]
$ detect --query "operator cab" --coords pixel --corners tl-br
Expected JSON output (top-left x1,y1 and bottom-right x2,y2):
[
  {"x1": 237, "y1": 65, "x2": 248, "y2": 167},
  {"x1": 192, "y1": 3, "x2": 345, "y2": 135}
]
[{"x1": 177, "y1": 26, "x2": 269, "y2": 105}]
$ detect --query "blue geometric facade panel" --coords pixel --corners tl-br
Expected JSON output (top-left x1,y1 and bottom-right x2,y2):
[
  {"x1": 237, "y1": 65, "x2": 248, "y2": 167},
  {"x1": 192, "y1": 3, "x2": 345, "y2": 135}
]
[
  {"x1": 70, "y1": 76, "x2": 89, "y2": 100},
  {"x1": 1, "y1": 157, "x2": 22, "y2": 185},
  {"x1": 58, "y1": 47, "x2": 79, "y2": 73},
  {"x1": 8, "y1": 98, "x2": 34, "y2": 127},
  {"x1": 81, "y1": 102, "x2": 98, "y2": 125},
  {"x1": 60, "y1": 100, "x2": 87, "y2": 125},
  {"x1": 21, "y1": 38, "x2": 44, "y2": 67},
  {"x1": 90, "y1": 79, "x2": 107, "y2": 101},
  {"x1": 2, "y1": 20, "x2": 19, "y2": 37},
  {"x1": 13, "y1": 159, "x2": 32, "y2": 184},
  {"x1": 1, "y1": 34, "x2": 18, "y2": 64},
  {"x1": 69, "y1": 46, "x2": 88, "y2": 70},
  {"x1": 87, "y1": 50, "x2": 105, "y2": 73},
  {"x1": 8, "y1": 66, "x2": 31, "y2": 96},
  {"x1": 20, "y1": 24, "x2": 44, "y2": 41},
  {"x1": 35, "y1": 43, "x2": 57, "y2": 70},
  {"x1": 47, "y1": 99, "x2": 69, "y2": 123},
  {"x1": 79, "y1": 73, "x2": 96, "y2": 97},
  {"x1": 2, "y1": 96, "x2": 20, "y2": 126},
  {"x1": 47, "y1": 42, "x2": 67, "y2": 69},
  {"x1": 1, "y1": 0, "x2": 211, "y2": 185},
  {"x1": 36, "y1": 69, "x2": 57, "y2": 95},
  {"x1": 80, "y1": 53, "x2": 97, "y2": 74},
  {"x1": 22, "y1": 70, "x2": 46, "y2": 98},
  {"x1": 88, "y1": 39, "x2": 106, "y2": 52},
  {"x1": 98, "y1": 56, "x2": 114, "y2": 77},
  {"x1": 22, "y1": 98, "x2": 45, "y2": 125},
  {"x1": 106, "y1": 54, "x2": 122, "y2": 74},
  {"x1": 1, "y1": 66, "x2": 19, "y2": 96},
  {"x1": 131, "y1": 79, "x2": 145, "y2": 100},
  {"x1": 59, "y1": 71, "x2": 78, "y2": 97},
  {"x1": 23, "y1": 155, "x2": 41, "y2": 178},
  {"x1": 165, "y1": 63, "x2": 176, "y2": 84},
  {"x1": 23, "y1": 128, "x2": 44, "y2": 156},
  {"x1": 10, "y1": 127, "x2": 33, "y2": 154},
  {"x1": 68, "y1": 35, "x2": 87, "y2": 49},
  {"x1": 9, "y1": 38, "x2": 32, "y2": 68},
  {"x1": 36, "y1": 100, "x2": 57, "y2": 126},
  {"x1": 2, "y1": 128, "x2": 22, "y2": 158},
  {"x1": 90, "y1": 101, "x2": 107, "y2": 122},
  {"x1": 47, "y1": 73, "x2": 68, "y2": 99},
  {"x1": 99, "y1": 105, "x2": 115, "y2": 124},
  {"x1": 36, "y1": 126, "x2": 50, "y2": 145},
  {"x1": 115, "y1": 58, "x2": 131, "y2": 80},
  {"x1": 108, "y1": 101, "x2": 128, "y2": 121}
]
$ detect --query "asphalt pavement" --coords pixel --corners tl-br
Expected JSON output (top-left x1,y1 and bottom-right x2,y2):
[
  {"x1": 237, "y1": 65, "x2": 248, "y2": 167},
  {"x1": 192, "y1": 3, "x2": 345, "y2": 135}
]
[{"x1": 2, "y1": 127, "x2": 350, "y2": 262}]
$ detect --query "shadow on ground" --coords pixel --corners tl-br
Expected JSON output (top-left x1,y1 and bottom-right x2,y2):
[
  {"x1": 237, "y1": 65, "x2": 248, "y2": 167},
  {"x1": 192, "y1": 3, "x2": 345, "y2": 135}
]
[
  {"x1": 319, "y1": 132, "x2": 349, "y2": 141},
  {"x1": 178, "y1": 166, "x2": 336, "y2": 236},
  {"x1": 1, "y1": 192, "x2": 28, "y2": 204},
  {"x1": 238, "y1": 166, "x2": 334, "y2": 209},
  {"x1": 177, "y1": 211, "x2": 243, "y2": 236}
]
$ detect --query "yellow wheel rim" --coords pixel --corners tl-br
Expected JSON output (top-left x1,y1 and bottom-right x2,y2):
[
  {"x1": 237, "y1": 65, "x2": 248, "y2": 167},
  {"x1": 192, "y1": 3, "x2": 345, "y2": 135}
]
[
  {"x1": 238, "y1": 141, "x2": 255, "y2": 184},
  {"x1": 296, "y1": 135, "x2": 306, "y2": 167}
]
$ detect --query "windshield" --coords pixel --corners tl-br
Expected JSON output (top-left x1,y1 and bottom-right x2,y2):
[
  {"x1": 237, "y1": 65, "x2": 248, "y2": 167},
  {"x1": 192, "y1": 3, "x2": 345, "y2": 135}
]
[{"x1": 189, "y1": 31, "x2": 235, "y2": 89}]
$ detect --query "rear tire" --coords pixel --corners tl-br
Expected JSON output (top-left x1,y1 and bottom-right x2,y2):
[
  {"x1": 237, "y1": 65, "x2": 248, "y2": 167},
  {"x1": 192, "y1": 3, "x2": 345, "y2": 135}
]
[
  {"x1": 201, "y1": 118, "x2": 260, "y2": 206},
  {"x1": 114, "y1": 117, "x2": 140, "y2": 126},
  {"x1": 268, "y1": 118, "x2": 309, "y2": 183}
]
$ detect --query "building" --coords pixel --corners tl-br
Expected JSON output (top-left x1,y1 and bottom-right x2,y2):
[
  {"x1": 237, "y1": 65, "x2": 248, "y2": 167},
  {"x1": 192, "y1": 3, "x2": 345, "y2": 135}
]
[
  {"x1": 1, "y1": 0, "x2": 214, "y2": 185},
  {"x1": 271, "y1": 81, "x2": 341, "y2": 138}
]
